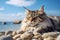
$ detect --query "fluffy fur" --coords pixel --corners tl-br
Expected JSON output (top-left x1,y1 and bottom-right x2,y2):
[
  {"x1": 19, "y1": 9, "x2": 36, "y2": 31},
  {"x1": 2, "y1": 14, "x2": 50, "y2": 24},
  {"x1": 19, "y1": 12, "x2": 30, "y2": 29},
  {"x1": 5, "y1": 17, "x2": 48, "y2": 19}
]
[{"x1": 20, "y1": 6, "x2": 54, "y2": 33}]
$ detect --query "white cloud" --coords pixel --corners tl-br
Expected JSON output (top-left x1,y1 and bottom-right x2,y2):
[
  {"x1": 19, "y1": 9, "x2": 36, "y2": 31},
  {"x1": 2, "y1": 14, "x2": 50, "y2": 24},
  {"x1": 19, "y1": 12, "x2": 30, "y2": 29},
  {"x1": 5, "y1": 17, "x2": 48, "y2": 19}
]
[
  {"x1": 0, "y1": 12, "x2": 25, "y2": 22},
  {"x1": 6, "y1": 0, "x2": 35, "y2": 7},
  {"x1": 0, "y1": 7, "x2": 5, "y2": 11}
]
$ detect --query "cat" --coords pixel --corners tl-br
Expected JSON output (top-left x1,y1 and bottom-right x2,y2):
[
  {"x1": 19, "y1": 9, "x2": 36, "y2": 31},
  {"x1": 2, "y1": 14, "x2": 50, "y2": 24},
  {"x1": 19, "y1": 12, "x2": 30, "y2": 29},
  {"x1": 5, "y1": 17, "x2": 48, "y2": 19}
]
[{"x1": 20, "y1": 6, "x2": 55, "y2": 33}]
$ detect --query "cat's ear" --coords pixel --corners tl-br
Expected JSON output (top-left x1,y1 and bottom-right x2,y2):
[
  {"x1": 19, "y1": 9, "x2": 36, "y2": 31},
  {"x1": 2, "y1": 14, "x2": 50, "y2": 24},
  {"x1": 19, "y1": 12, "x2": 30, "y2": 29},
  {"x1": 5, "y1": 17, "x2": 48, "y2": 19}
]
[
  {"x1": 38, "y1": 5, "x2": 45, "y2": 14},
  {"x1": 39, "y1": 5, "x2": 44, "y2": 12}
]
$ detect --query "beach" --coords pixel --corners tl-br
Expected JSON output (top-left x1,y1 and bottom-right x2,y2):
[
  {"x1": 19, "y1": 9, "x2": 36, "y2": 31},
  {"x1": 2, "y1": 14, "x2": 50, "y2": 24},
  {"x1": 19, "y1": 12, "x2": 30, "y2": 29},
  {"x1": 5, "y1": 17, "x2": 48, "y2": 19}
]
[{"x1": 0, "y1": 22, "x2": 20, "y2": 32}]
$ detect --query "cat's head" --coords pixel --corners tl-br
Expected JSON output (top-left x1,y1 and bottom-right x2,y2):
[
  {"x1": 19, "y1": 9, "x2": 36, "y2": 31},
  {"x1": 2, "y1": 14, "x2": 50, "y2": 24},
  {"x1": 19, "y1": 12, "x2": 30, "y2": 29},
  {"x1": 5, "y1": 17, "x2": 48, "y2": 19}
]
[{"x1": 24, "y1": 6, "x2": 46, "y2": 22}]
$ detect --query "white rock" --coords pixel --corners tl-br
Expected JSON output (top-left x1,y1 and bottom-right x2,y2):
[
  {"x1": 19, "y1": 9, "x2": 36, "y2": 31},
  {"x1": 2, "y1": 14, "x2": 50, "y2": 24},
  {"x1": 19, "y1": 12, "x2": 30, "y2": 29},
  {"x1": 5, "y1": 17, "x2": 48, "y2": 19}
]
[
  {"x1": 42, "y1": 32, "x2": 59, "y2": 38},
  {"x1": 13, "y1": 34, "x2": 21, "y2": 40},
  {"x1": 16, "y1": 30, "x2": 25, "y2": 34},
  {"x1": 20, "y1": 32, "x2": 33, "y2": 40},
  {"x1": 12, "y1": 31, "x2": 17, "y2": 37},
  {"x1": 44, "y1": 37, "x2": 55, "y2": 40},
  {"x1": 33, "y1": 35, "x2": 42, "y2": 39},
  {"x1": 56, "y1": 35, "x2": 60, "y2": 40},
  {"x1": 32, "y1": 39, "x2": 38, "y2": 40},
  {"x1": 16, "y1": 38, "x2": 22, "y2": 40},
  {"x1": 33, "y1": 32, "x2": 41, "y2": 36}
]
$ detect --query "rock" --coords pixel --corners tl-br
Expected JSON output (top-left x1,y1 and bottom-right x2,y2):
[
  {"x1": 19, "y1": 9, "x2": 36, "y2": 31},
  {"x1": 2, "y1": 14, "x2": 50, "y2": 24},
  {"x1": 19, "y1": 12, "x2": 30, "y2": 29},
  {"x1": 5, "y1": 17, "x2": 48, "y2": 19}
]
[
  {"x1": 12, "y1": 31, "x2": 17, "y2": 37},
  {"x1": 32, "y1": 39, "x2": 38, "y2": 40},
  {"x1": 16, "y1": 38, "x2": 22, "y2": 40},
  {"x1": 5, "y1": 31, "x2": 13, "y2": 35},
  {"x1": 33, "y1": 32, "x2": 42, "y2": 39},
  {"x1": 56, "y1": 35, "x2": 60, "y2": 40},
  {"x1": 0, "y1": 32, "x2": 5, "y2": 36},
  {"x1": 42, "y1": 32, "x2": 60, "y2": 39},
  {"x1": 0, "y1": 35, "x2": 14, "y2": 40},
  {"x1": 33, "y1": 32, "x2": 41, "y2": 36},
  {"x1": 33, "y1": 35, "x2": 42, "y2": 39},
  {"x1": 44, "y1": 37, "x2": 56, "y2": 40},
  {"x1": 38, "y1": 38, "x2": 42, "y2": 40},
  {"x1": 20, "y1": 32, "x2": 34, "y2": 40},
  {"x1": 33, "y1": 32, "x2": 42, "y2": 40},
  {"x1": 17, "y1": 30, "x2": 25, "y2": 34},
  {"x1": 2, "y1": 22, "x2": 7, "y2": 25},
  {"x1": 32, "y1": 38, "x2": 42, "y2": 40},
  {"x1": 13, "y1": 34, "x2": 21, "y2": 40},
  {"x1": 13, "y1": 20, "x2": 21, "y2": 24}
]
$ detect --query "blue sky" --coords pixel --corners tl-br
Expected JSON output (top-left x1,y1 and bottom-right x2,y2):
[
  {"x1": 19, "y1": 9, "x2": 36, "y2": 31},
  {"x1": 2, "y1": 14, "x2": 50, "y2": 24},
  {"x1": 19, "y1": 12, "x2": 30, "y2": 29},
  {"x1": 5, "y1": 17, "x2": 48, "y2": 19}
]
[{"x1": 0, "y1": 0, "x2": 60, "y2": 22}]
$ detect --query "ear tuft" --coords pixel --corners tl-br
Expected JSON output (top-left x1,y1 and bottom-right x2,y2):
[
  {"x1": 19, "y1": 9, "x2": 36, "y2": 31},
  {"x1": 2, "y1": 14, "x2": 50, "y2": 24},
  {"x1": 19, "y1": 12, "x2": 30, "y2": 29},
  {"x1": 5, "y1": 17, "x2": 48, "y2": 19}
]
[{"x1": 23, "y1": 7, "x2": 30, "y2": 14}]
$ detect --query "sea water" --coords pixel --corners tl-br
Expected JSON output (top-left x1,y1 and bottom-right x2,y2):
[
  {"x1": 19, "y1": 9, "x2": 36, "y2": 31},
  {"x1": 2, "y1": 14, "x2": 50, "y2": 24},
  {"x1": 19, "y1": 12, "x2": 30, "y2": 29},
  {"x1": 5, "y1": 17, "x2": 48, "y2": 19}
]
[{"x1": 0, "y1": 22, "x2": 21, "y2": 32}]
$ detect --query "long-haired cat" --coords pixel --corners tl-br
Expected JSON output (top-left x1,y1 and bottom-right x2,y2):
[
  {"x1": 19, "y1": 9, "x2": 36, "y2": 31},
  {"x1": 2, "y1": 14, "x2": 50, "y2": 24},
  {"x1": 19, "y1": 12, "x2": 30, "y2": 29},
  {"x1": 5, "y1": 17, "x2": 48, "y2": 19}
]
[{"x1": 20, "y1": 6, "x2": 54, "y2": 33}]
